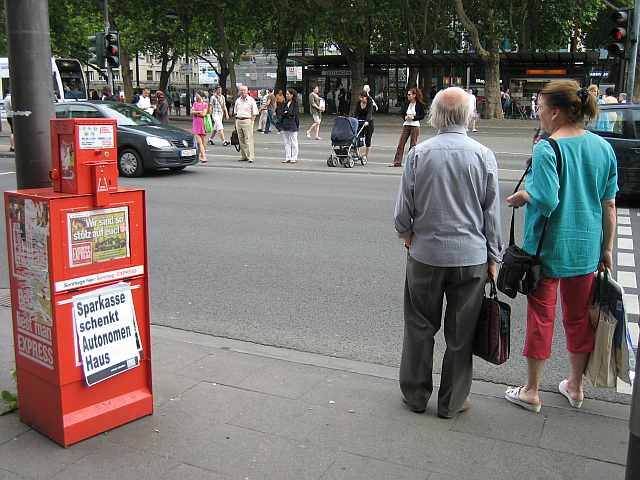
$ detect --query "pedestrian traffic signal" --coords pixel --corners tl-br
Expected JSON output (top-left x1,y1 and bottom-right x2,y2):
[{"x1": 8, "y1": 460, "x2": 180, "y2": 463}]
[
  {"x1": 88, "y1": 32, "x2": 105, "y2": 68},
  {"x1": 104, "y1": 31, "x2": 120, "y2": 68},
  {"x1": 608, "y1": 10, "x2": 630, "y2": 57}
]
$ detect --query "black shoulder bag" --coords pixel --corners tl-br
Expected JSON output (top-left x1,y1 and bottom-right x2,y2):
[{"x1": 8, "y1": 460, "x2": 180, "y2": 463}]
[{"x1": 496, "y1": 138, "x2": 562, "y2": 298}]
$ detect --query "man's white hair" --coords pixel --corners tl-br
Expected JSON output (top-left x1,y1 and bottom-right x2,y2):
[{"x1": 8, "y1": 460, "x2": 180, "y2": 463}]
[{"x1": 428, "y1": 87, "x2": 474, "y2": 130}]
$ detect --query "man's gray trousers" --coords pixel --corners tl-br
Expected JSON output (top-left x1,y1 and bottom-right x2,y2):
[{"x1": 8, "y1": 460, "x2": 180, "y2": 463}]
[{"x1": 399, "y1": 255, "x2": 487, "y2": 417}]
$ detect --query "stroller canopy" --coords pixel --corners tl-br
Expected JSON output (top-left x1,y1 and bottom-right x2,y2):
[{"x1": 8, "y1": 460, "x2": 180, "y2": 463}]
[{"x1": 331, "y1": 117, "x2": 359, "y2": 145}]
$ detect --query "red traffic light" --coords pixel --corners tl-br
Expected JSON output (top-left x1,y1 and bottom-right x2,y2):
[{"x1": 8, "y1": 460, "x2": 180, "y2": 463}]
[{"x1": 612, "y1": 27, "x2": 626, "y2": 41}]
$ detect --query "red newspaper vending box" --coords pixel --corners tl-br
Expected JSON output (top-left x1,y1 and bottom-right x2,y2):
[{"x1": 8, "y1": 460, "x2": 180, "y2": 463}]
[{"x1": 4, "y1": 119, "x2": 152, "y2": 447}]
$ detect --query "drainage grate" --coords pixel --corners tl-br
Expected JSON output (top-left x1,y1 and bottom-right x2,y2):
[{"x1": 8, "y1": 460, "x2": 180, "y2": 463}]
[{"x1": 0, "y1": 288, "x2": 11, "y2": 308}]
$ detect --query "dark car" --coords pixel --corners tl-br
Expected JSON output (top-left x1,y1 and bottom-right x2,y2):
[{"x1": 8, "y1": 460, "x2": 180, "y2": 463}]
[
  {"x1": 586, "y1": 103, "x2": 640, "y2": 197},
  {"x1": 55, "y1": 101, "x2": 199, "y2": 177}
]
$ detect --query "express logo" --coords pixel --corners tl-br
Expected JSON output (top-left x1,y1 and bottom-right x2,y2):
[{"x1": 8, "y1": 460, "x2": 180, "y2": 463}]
[{"x1": 71, "y1": 242, "x2": 92, "y2": 266}]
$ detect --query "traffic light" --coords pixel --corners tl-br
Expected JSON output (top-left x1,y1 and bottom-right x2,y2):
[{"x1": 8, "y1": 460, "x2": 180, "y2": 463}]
[
  {"x1": 104, "y1": 31, "x2": 120, "y2": 68},
  {"x1": 608, "y1": 10, "x2": 630, "y2": 57},
  {"x1": 88, "y1": 32, "x2": 105, "y2": 67}
]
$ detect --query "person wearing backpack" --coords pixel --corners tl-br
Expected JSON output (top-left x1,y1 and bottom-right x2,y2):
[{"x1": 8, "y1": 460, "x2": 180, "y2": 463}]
[{"x1": 504, "y1": 80, "x2": 618, "y2": 414}]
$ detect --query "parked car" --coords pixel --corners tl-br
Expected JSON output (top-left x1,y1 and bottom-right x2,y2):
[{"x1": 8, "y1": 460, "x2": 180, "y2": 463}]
[
  {"x1": 586, "y1": 103, "x2": 640, "y2": 198},
  {"x1": 55, "y1": 101, "x2": 199, "y2": 177}
]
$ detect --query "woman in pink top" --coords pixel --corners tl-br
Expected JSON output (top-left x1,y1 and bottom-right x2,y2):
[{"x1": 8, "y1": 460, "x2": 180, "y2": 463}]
[{"x1": 191, "y1": 92, "x2": 208, "y2": 162}]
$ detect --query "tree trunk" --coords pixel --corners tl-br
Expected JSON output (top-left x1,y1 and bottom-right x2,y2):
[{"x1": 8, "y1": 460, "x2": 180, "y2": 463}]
[
  {"x1": 275, "y1": 46, "x2": 288, "y2": 93},
  {"x1": 216, "y1": 11, "x2": 237, "y2": 97},
  {"x1": 120, "y1": 45, "x2": 134, "y2": 102},
  {"x1": 158, "y1": 51, "x2": 177, "y2": 93},
  {"x1": 419, "y1": 64, "x2": 433, "y2": 101},
  {"x1": 407, "y1": 66, "x2": 418, "y2": 89},
  {"x1": 484, "y1": 53, "x2": 502, "y2": 119},
  {"x1": 346, "y1": 52, "x2": 365, "y2": 115}
]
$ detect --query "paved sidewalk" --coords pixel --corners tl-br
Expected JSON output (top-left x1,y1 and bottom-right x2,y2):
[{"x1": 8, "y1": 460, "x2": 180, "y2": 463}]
[{"x1": 0, "y1": 305, "x2": 630, "y2": 480}]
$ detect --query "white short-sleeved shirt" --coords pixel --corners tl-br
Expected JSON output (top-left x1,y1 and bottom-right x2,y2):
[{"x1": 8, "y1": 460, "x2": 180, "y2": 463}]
[
  {"x1": 234, "y1": 96, "x2": 258, "y2": 119},
  {"x1": 403, "y1": 103, "x2": 420, "y2": 127}
]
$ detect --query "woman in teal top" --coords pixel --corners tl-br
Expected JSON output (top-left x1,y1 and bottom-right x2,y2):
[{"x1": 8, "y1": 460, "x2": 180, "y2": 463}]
[{"x1": 504, "y1": 80, "x2": 618, "y2": 414}]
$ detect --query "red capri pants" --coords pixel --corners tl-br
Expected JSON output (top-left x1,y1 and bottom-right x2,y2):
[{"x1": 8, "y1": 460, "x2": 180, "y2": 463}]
[{"x1": 524, "y1": 274, "x2": 596, "y2": 360}]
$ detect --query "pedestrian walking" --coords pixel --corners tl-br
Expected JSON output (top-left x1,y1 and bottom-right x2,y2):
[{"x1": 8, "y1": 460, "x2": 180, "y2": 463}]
[
  {"x1": 392, "y1": 87, "x2": 425, "y2": 167},
  {"x1": 277, "y1": 88, "x2": 300, "y2": 164},
  {"x1": 306, "y1": 85, "x2": 323, "y2": 140},
  {"x1": 208, "y1": 86, "x2": 230, "y2": 146},
  {"x1": 172, "y1": 90, "x2": 181, "y2": 116},
  {"x1": 394, "y1": 87, "x2": 502, "y2": 418},
  {"x1": 468, "y1": 89, "x2": 479, "y2": 132},
  {"x1": 273, "y1": 89, "x2": 285, "y2": 133},
  {"x1": 263, "y1": 89, "x2": 276, "y2": 134},
  {"x1": 153, "y1": 91, "x2": 169, "y2": 125},
  {"x1": 101, "y1": 86, "x2": 117, "y2": 101},
  {"x1": 191, "y1": 92, "x2": 208, "y2": 163},
  {"x1": 258, "y1": 89, "x2": 269, "y2": 132},
  {"x1": 3, "y1": 91, "x2": 14, "y2": 152},
  {"x1": 363, "y1": 84, "x2": 378, "y2": 112},
  {"x1": 234, "y1": 85, "x2": 259, "y2": 163},
  {"x1": 353, "y1": 90, "x2": 374, "y2": 160},
  {"x1": 504, "y1": 80, "x2": 618, "y2": 414},
  {"x1": 137, "y1": 88, "x2": 154, "y2": 115}
]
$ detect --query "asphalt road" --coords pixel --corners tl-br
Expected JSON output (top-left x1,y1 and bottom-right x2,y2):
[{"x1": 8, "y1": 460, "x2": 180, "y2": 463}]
[{"x1": 0, "y1": 117, "x2": 636, "y2": 403}]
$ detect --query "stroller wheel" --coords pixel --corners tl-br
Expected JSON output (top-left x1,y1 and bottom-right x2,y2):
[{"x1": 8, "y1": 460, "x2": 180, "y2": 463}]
[
  {"x1": 327, "y1": 156, "x2": 334, "y2": 167},
  {"x1": 331, "y1": 156, "x2": 339, "y2": 167},
  {"x1": 346, "y1": 156, "x2": 355, "y2": 168},
  {"x1": 360, "y1": 155, "x2": 367, "y2": 166}
]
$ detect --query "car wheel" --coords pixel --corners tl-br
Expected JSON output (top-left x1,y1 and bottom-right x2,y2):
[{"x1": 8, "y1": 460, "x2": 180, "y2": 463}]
[
  {"x1": 118, "y1": 148, "x2": 144, "y2": 177},
  {"x1": 169, "y1": 166, "x2": 186, "y2": 172}
]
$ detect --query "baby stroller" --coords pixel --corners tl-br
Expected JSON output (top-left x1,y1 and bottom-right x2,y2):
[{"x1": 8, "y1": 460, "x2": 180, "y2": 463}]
[{"x1": 327, "y1": 117, "x2": 368, "y2": 168}]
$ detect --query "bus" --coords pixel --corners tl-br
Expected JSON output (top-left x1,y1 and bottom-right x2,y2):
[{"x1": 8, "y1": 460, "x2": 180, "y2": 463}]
[{"x1": 0, "y1": 57, "x2": 87, "y2": 101}]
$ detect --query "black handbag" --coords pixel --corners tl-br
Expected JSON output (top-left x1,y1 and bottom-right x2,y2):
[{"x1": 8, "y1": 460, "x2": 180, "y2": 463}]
[
  {"x1": 496, "y1": 138, "x2": 562, "y2": 298},
  {"x1": 473, "y1": 279, "x2": 511, "y2": 365},
  {"x1": 230, "y1": 129, "x2": 241, "y2": 152}
]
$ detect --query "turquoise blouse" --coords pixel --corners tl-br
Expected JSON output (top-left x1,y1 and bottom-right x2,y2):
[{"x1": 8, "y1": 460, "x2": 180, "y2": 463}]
[{"x1": 523, "y1": 132, "x2": 618, "y2": 278}]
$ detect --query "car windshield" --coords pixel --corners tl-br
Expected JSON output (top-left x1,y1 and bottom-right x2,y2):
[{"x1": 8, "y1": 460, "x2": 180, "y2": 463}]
[{"x1": 102, "y1": 103, "x2": 159, "y2": 126}]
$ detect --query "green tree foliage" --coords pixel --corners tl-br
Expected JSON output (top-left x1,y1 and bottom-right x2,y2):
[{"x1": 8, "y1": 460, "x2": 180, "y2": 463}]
[{"x1": 49, "y1": 0, "x2": 102, "y2": 62}]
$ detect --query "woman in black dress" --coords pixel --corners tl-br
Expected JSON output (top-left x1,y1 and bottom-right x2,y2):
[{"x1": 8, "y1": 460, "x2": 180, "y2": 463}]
[{"x1": 353, "y1": 91, "x2": 374, "y2": 161}]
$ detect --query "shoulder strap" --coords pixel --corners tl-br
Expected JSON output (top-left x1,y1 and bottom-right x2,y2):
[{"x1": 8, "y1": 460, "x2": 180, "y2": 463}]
[
  {"x1": 534, "y1": 138, "x2": 562, "y2": 257},
  {"x1": 508, "y1": 138, "x2": 562, "y2": 252}
]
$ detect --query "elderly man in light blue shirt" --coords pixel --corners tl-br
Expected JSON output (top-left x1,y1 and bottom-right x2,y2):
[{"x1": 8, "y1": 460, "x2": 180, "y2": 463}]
[{"x1": 394, "y1": 87, "x2": 503, "y2": 418}]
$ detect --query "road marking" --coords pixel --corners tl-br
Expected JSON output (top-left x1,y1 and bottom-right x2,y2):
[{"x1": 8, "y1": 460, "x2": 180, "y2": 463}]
[
  {"x1": 0, "y1": 171, "x2": 15, "y2": 175},
  {"x1": 630, "y1": 323, "x2": 639, "y2": 349},
  {"x1": 618, "y1": 208, "x2": 630, "y2": 215},
  {"x1": 618, "y1": 252, "x2": 636, "y2": 267},
  {"x1": 624, "y1": 294, "x2": 640, "y2": 315},
  {"x1": 618, "y1": 216, "x2": 631, "y2": 225},
  {"x1": 618, "y1": 237, "x2": 634, "y2": 250},
  {"x1": 618, "y1": 226, "x2": 633, "y2": 236},
  {"x1": 618, "y1": 271, "x2": 638, "y2": 289}
]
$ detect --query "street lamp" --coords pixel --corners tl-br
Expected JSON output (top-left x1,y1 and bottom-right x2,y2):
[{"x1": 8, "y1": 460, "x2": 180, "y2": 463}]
[{"x1": 166, "y1": 12, "x2": 191, "y2": 115}]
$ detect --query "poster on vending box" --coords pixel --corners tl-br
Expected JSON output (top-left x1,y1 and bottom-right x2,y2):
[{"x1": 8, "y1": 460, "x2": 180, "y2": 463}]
[
  {"x1": 72, "y1": 283, "x2": 141, "y2": 386},
  {"x1": 8, "y1": 197, "x2": 55, "y2": 370},
  {"x1": 78, "y1": 124, "x2": 115, "y2": 150},
  {"x1": 67, "y1": 207, "x2": 130, "y2": 268}
]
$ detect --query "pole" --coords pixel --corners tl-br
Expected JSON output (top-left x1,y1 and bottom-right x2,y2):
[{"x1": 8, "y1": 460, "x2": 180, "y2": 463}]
[
  {"x1": 627, "y1": 0, "x2": 640, "y2": 100},
  {"x1": 5, "y1": 0, "x2": 54, "y2": 188},
  {"x1": 185, "y1": 17, "x2": 191, "y2": 116},
  {"x1": 626, "y1": 344, "x2": 640, "y2": 479},
  {"x1": 135, "y1": 51, "x2": 140, "y2": 88},
  {"x1": 104, "y1": 0, "x2": 113, "y2": 93}
]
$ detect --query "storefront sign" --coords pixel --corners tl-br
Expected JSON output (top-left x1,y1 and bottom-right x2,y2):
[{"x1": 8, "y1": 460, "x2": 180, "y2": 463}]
[
  {"x1": 67, "y1": 207, "x2": 130, "y2": 268},
  {"x1": 72, "y1": 283, "x2": 141, "y2": 386},
  {"x1": 286, "y1": 66, "x2": 303, "y2": 81},
  {"x1": 526, "y1": 69, "x2": 567, "y2": 76}
]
